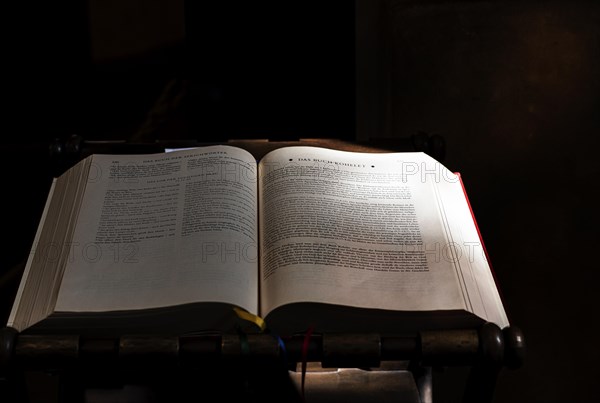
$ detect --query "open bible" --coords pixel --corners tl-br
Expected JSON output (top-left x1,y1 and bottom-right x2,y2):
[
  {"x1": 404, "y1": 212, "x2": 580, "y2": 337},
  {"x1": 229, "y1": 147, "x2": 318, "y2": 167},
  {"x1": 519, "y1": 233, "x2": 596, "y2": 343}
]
[{"x1": 7, "y1": 145, "x2": 508, "y2": 336}]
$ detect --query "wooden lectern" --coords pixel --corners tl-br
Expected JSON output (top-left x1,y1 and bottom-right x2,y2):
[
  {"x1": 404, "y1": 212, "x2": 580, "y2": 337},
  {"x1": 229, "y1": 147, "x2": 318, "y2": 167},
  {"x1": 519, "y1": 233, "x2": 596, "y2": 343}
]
[{"x1": 0, "y1": 136, "x2": 524, "y2": 403}]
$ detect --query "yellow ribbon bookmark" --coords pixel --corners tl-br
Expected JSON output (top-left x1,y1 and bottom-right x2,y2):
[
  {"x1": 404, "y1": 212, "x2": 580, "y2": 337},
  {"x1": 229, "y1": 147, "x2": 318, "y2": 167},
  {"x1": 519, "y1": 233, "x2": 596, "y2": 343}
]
[{"x1": 233, "y1": 307, "x2": 266, "y2": 332}]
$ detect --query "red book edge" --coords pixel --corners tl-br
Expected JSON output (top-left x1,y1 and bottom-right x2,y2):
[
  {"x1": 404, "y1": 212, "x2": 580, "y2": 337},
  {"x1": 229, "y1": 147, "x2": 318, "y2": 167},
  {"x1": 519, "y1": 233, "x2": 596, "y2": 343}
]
[{"x1": 455, "y1": 172, "x2": 511, "y2": 324}]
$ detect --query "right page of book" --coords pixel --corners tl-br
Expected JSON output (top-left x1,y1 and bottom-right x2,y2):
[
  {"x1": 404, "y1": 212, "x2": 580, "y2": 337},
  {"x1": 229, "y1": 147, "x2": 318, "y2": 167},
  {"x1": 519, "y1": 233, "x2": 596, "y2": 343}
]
[{"x1": 258, "y1": 147, "x2": 506, "y2": 323}]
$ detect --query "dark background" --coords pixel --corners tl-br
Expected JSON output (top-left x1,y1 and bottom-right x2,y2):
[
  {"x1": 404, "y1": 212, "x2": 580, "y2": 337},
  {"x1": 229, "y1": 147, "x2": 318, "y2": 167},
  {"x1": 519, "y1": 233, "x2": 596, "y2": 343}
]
[{"x1": 2, "y1": 1, "x2": 599, "y2": 402}]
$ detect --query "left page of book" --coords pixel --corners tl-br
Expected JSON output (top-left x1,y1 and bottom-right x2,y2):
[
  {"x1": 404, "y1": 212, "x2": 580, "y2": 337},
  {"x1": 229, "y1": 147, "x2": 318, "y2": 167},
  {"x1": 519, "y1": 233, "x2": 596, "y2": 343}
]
[{"x1": 54, "y1": 145, "x2": 259, "y2": 314}]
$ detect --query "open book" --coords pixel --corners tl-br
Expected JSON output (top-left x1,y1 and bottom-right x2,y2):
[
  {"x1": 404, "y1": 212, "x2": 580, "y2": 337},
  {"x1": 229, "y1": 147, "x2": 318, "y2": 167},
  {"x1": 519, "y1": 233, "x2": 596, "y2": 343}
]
[{"x1": 8, "y1": 145, "x2": 508, "y2": 336}]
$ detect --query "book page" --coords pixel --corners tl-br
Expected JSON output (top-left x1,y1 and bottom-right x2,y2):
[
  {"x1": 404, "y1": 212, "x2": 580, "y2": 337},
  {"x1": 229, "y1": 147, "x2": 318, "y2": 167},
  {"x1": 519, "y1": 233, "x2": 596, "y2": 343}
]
[
  {"x1": 8, "y1": 157, "x2": 95, "y2": 332},
  {"x1": 55, "y1": 146, "x2": 259, "y2": 314},
  {"x1": 435, "y1": 174, "x2": 509, "y2": 328},
  {"x1": 258, "y1": 147, "x2": 467, "y2": 317}
]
